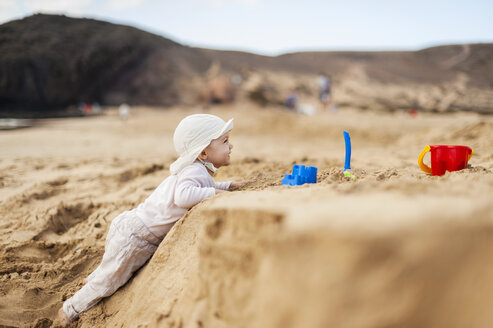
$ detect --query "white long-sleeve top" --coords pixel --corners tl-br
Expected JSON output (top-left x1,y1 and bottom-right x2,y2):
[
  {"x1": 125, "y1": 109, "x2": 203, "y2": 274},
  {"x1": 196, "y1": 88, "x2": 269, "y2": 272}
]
[{"x1": 133, "y1": 162, "x2": 231, "y2": 239}]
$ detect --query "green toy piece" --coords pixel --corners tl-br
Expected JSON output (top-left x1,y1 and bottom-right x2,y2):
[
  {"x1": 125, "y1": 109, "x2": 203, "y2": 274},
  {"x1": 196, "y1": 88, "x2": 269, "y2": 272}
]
[{"x1": 344, "y1": 170, "x2": 355, "y2": 179}]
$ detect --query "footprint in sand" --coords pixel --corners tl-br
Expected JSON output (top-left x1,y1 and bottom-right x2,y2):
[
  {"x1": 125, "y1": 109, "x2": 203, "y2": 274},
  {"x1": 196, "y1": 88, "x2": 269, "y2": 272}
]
[
  {"x1": 21, "y1": 178, "x2": 69, "y2": 203},
  {"x1": 117, "y1": 163, "x2": 165, "y2": 183},
  {"x1": 33, "y1": 202, "x2": 99, "y2": 241}
]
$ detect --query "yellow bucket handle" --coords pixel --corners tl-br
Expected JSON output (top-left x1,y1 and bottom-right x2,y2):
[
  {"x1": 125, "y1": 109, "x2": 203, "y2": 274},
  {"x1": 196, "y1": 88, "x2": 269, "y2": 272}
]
[{"x1": 418, "y1": 145, "x2": 432, "y2": 174}]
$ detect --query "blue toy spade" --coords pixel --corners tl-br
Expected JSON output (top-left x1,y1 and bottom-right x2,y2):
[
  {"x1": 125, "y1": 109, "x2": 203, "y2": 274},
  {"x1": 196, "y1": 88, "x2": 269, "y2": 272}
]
[{"x1": 343, "y1": 131, "x2": 355, "y2": 179}]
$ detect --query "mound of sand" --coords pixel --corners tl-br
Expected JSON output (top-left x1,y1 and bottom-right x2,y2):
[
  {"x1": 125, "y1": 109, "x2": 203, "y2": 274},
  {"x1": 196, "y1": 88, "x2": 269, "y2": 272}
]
[{"x1": 0, "y1": 104, "x2": 492, "y2": 327}]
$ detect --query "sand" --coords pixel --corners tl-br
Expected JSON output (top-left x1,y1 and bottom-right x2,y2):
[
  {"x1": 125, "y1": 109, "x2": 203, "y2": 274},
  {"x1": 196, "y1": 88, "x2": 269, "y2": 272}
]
[{"x1": 1, "y1": 104, "x2": 492, "y2": 327}]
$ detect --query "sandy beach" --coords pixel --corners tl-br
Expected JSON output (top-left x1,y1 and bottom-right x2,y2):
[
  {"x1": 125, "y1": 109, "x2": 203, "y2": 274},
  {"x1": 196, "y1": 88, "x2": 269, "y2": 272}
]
[{"x1": 1, "y1": 104, "x2": 492, "y2": 327}]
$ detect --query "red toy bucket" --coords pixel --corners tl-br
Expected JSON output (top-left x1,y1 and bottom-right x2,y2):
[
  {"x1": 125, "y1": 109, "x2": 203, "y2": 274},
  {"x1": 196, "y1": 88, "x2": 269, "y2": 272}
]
[{"x1": 418, "y1": 145, "x2": 473, "y2": 176}]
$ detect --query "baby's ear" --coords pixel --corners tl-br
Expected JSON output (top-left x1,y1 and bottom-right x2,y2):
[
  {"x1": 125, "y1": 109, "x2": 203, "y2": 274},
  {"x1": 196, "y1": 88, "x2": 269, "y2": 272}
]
[{"x1": 198, "y1": 150, "x2": 207, "y2": 160}]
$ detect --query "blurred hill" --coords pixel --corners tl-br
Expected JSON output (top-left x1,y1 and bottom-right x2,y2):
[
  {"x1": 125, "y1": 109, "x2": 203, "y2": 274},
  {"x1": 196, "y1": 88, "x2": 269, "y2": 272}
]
[
  {"x1": 1, "y1": 14, "x2": 492, "y2": 117},
  {"x1": 0, "y1": 14, "x2": 211, "y2": 117},
  {"x1": 203, "y1": 45, "x2": 493, "y2": 114},
  {"x1": 205, "y1": 44, "x2": 493, "y2": 88}
]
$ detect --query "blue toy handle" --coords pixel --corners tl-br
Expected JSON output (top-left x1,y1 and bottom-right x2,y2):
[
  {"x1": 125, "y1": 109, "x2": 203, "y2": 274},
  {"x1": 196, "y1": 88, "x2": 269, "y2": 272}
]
[{"x1": 343, "y1": 131, "x2": 351, "y2": 171}]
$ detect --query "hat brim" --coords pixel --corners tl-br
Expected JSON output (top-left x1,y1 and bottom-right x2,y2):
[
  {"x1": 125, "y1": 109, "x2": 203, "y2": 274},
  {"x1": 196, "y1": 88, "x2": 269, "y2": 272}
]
[
  {"x1": 169, "y1": 118, "x2": 234, "y2": 175},
  {"x1": 214, "y1": 118, "x2": 234, "y2": 139}
]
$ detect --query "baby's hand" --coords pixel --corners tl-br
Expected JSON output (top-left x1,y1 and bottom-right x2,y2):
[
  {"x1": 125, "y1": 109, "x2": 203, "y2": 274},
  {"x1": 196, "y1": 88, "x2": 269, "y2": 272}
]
[{"x1": 229, "y1": 179, "x2": 254, "y2": 190}]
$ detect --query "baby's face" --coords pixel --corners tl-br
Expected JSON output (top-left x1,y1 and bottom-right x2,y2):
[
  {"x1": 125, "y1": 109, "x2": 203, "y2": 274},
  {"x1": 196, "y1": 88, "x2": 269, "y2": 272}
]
[{"x1": 203, "y1": 132, "x2": 233, "y2": 168}]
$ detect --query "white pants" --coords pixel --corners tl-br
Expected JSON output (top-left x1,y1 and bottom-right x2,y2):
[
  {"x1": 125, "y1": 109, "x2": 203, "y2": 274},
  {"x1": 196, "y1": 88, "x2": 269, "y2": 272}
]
[{"x1": 63, "y1": 211, "x2": 162, "y2": 321}]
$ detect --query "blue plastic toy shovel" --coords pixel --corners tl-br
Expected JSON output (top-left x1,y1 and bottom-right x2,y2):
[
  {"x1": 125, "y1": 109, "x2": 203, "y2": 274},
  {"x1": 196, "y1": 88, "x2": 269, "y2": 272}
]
[{"x1": 343, "y1": 131, "x2": 355, "y2": 179}]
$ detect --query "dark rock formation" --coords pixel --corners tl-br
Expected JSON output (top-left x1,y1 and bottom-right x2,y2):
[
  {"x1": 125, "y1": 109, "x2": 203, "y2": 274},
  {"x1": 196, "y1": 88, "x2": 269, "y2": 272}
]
[{"x1": 0, "y1": 14, "x2": 210, "y2": 117}]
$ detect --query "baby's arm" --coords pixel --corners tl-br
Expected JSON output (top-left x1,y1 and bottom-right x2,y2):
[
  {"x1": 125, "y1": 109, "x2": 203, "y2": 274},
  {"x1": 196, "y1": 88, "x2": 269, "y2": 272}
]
[
  {"x1": 228, "y1": 180, "x2": 253, "y2": 190},
  {"x1": 214, "y1": 181, "x2": 232, "y2": 190},
  {"x1": 175, "y1": 176, "x2": 216, "y2": 209},
  {"x1": 216, "y1": 179, "x2": 253, "y2": 191}
]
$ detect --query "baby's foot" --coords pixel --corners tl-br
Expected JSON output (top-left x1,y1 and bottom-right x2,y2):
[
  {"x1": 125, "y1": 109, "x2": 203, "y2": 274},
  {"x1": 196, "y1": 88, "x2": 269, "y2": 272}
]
[{"x1": 58, "y1": 307, "x2": 71, "y2": 327}]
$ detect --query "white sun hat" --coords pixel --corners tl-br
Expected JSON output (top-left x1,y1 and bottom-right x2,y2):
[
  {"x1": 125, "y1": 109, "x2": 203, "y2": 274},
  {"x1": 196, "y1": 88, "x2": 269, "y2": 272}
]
[{"x1": 170, "y1": 114, "x2": 234, "y2": 175}]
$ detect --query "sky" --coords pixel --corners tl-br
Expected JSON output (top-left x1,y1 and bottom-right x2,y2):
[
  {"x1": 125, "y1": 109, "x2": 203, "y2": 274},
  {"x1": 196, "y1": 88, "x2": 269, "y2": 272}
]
[{"x1": 0, "y1": 0, "x2": 492, "y2": 56}]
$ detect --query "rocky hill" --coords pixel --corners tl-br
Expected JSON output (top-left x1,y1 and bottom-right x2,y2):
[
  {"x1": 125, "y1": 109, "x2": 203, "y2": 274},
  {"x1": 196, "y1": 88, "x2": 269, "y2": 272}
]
[
  {"x1": 0, "y1": 14, "x2": 211, "y2": 117},
  {"x1": 203, "y1": 44, "x2": 493, "y2": 114},
  {"x1": 205, "y1": 43, "x2": 493, "y2": 88},
  {"x1": 1, "y1": 14, "x2": 492, "y2": 117}
]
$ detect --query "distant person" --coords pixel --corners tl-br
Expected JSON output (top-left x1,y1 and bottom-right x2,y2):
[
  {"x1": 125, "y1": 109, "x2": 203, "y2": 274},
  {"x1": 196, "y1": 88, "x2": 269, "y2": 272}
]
[
  {"x1": 58, "y1": 114, "x2": 251, "y2": 325},
  {"x1": 317, "y1": 74, "x2": 332, "y2": 110},
  {"x1": 77, "y1": 102, "x2": 85, "y2": 115},
  {"x1": 119, "y1": 103, "x2": 130, "y2": 121},
  {"x1": 284, "y1": 90, "x2": 298, "y2": 110},
  {"x1": 83, "y1": 103, "x2": 92, "y2": 115}
]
